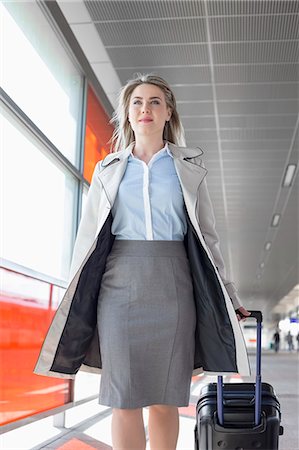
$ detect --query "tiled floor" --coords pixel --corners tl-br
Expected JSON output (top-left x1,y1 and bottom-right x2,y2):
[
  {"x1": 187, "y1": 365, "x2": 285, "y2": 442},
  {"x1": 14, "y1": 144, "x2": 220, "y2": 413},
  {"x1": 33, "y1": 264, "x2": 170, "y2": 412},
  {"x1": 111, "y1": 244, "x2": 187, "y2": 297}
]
[{"x1": 2, "y1": 351, "x2": 298, "y2": 450}]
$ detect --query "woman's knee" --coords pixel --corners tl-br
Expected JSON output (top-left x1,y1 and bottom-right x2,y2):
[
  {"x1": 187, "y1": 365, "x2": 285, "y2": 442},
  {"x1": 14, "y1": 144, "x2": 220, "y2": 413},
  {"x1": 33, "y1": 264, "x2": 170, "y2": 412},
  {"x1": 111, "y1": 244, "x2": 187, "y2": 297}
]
[
  {"x1": 113, "y1": 407, "x2": 143, "y2": 419},
  {"x1": 148, "y1": 404, "x2": 178, "y2": 415}
]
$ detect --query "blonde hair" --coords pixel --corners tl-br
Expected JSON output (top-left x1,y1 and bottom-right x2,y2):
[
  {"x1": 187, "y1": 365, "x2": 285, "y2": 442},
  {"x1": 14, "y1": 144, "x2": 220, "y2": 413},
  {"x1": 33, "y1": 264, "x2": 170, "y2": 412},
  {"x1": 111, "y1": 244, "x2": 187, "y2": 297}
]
[{"x1": 108, "y1": 73, "x2": 186, "y2": 152}]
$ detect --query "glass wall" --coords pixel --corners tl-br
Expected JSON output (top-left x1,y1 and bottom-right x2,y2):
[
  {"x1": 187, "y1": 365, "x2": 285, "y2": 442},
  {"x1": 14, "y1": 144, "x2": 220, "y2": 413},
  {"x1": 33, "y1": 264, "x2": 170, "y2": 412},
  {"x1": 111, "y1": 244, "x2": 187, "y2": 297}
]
[
  {"x1": 1, "y1": 0, "x2": 114, "y2": 427},
  {"x1": 1, "y1": 106, "x2": 76, "y2": 281},
  {"x1": 0, "y1": 268, "x2": 70, "y2": 426},
  {"x1": 1, "y1": 2, "x2": 83, "y2": 166},
  {"x1": 1, "y1": 0, "x2": 83, "y2": 426}
]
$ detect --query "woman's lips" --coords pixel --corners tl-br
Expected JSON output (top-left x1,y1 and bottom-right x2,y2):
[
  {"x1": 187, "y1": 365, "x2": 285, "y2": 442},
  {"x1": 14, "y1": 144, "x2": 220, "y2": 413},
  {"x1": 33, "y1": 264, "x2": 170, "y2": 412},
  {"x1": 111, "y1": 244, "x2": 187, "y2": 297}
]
[{"x1": 139, "y1": 119, "x2": 153, "y2": 123}]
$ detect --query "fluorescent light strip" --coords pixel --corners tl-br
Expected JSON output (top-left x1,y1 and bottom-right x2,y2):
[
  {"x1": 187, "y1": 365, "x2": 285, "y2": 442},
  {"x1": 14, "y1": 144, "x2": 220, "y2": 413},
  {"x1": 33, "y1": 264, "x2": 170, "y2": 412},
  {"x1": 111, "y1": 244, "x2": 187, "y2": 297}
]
[
  {"x1": 282, "y1": 164, "x2": 297, "y2": 187},
  {"x1": 271, "y1": 214, "x2": 281, "y2": 227},
  {"x1": 265, "y1": 242, "x2": 272, "y2": 251}
]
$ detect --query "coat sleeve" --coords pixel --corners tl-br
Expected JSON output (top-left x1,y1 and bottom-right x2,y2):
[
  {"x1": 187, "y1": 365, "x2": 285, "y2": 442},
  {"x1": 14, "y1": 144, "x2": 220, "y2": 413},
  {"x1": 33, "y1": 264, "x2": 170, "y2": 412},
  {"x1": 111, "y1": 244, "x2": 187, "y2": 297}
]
[
  {"x1": 68, "y1": 162, "x2": 102, "y2": 282},
  {"x1": 196, "y1": 162, "x2": 243, "y2": 310}
]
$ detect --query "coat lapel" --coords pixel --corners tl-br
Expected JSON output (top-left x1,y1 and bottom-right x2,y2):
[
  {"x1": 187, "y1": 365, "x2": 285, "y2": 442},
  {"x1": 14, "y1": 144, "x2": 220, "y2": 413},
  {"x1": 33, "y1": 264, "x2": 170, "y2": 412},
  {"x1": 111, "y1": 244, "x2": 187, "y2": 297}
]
[
  {"x1": 168, "y1": 143, "x2": 208, "y2": 217},
  {"x1": 97, "y1": 143, "x2": 134, "y2": 206}
]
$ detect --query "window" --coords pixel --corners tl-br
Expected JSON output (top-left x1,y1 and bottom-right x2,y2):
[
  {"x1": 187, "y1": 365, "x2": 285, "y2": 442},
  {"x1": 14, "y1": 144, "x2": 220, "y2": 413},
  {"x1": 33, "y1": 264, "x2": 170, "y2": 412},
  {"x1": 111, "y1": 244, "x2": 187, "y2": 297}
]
[
  {"x1": 1, "y1": 106, "x2": 76, "y2": 281},
  {"x1": 0, "y1": 268, "x2": 70, "y2": 426},
  {"x1": 1, "y1": 2, "x2": 83, "y2": 166}
]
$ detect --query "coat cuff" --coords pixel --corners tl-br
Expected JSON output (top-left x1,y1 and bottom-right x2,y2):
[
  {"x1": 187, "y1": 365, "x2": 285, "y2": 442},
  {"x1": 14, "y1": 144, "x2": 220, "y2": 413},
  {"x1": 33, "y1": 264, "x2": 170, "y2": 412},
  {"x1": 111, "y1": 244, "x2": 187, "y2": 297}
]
[{"x1": 224, "y1": 282, "x2": 243, "y2": 310}]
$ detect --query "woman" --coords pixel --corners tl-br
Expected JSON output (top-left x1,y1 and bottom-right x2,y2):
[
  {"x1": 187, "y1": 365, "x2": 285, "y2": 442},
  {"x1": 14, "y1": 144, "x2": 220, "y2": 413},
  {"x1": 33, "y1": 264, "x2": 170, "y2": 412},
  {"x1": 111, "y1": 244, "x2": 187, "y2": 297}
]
[{"x1": 35, "y1": 74, "x2": 251, "y2": 450}]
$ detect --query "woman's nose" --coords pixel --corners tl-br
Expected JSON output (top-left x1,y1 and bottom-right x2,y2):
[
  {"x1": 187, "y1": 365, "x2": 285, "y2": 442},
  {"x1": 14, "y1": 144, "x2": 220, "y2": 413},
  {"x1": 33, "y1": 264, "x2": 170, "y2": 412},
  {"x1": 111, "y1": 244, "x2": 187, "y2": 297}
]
[{"x1": 142, "y1": 102, "x2": 151, "y2": 113}]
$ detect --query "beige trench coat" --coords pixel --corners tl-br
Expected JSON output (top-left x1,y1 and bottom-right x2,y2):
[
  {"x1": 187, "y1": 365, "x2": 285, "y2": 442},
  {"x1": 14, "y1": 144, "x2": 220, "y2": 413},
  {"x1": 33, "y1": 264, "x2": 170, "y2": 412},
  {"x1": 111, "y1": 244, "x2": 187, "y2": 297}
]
[{"x1": 34, "y1": 142, "x2": 250, "y2": 379}]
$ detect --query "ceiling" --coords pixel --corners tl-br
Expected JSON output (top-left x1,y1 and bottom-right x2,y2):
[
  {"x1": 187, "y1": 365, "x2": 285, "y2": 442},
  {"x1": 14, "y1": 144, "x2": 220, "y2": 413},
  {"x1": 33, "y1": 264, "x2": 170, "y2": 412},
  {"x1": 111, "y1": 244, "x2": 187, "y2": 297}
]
[{"x1": 57, "y1": 0, "x2": 299, "y2": 321}]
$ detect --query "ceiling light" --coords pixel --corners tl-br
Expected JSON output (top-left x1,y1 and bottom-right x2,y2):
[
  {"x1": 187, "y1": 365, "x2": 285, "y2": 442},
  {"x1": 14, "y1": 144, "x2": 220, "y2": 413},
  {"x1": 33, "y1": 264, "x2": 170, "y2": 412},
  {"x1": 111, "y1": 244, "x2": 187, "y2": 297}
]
[
  {"x1": 265, "y1": 242, "x2": 272, "y2": 251},
  {"x1": 271, "y1": 214, "x2": 281, "y2": 227},
  {"x1": 282, "y1": 164, "x2": 297, "y2": 187},
  {"x1": 259, "y1": 262, "x2": 265, "y2": 268}
]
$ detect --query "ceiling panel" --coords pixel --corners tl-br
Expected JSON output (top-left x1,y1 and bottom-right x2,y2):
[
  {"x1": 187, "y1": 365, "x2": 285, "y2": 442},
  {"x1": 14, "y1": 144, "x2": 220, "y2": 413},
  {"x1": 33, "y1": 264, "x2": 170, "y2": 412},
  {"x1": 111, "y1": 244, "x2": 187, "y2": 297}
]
[
  {"x1": 172, "y1": 85, "x2": 213, "y2": 102},
  {"x1": 219, "y1": 114, "x2": 298, "y2": 129},
  {"x1": 94, "y1": 18, "x2": 208, "y2": 47},
  {"x1": 185, "y1": 129, "x2": 218, "y2": 141},
  {"x1": 207, "y1": 0, "x2": 299, "y2": 15},
  {"x1": 214, "y1": 64, "x2": 298, "y2": 82},
  {"x1": 181, "y1": 116, "x2": 216, "y2": 129},
  {"x1": 222, "y1": 168, "x2": 283, "y2": 180},
  {"x1": 212, "y1": 41, "x2": 299, "y2": 64},
  {"x1": 220, "y1": 127, "x2": 294, "y2": 140},
  {"x1": 223, "y1": 157, "x2": 286, "y2": 169},
  {"x1": 209, "y1": 15, "x2": 299, "y2": 41},
  {"x1": 85, "y1": 0, "x2": 206, "y2": 21},
  {"x1": 221, "y1": 152, "x2": 288, "y2": 163},
  {"x1": 221, "y1": 140, "x2": 290, "y2": 150},
  {"x1": 107, "y1": 44, "x2": 210, "y2": 68},
  {"x1": 217, "y1": 99, "x2": 298, "y2": 115},
  {"x1": 67, "y1": 0, "x2": 299, "y2": 319},
  {"x1": 116, "y1": 66, "x2": 212, "y2": 84},
  {"x1": 177, "y1": 102, "x2": 215, "y2": 116},
  {"x1": 216, "y1": 83, "x2": 299, "y2": 101}
]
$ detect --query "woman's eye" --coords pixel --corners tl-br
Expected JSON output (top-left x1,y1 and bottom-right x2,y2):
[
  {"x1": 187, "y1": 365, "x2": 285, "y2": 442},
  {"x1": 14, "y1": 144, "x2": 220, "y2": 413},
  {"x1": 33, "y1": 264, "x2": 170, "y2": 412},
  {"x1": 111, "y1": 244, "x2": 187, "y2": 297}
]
[{"x1": 132, "y1": 100, "x2": 160, "y2": 105}]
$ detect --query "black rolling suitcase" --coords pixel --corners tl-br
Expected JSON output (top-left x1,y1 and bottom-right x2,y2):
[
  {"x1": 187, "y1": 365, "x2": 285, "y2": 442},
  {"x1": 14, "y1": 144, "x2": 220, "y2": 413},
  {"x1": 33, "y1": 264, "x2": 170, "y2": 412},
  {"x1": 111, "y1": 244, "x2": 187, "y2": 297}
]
[{"x1": 194, "y1": 311, "x2": 283, "y2": 450}]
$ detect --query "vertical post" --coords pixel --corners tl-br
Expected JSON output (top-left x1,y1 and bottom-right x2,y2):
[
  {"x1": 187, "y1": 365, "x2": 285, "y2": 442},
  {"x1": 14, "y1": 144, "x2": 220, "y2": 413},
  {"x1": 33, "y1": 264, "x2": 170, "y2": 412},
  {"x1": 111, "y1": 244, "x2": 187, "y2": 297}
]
[
  {"x1": 53, "y1": 411, "x2": 66, "y2": 428},
  {"x1": 217, "y1": 375, "x2": 224, "y2": 425}
]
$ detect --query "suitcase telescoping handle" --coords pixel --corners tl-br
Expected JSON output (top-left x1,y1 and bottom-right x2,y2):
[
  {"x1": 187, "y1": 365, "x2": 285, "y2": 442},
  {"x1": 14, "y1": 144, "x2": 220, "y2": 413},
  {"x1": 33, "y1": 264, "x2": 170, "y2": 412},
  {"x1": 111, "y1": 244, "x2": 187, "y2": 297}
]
[{"x1": 217, "y1": 310, "x2": 263, "y2": 427}]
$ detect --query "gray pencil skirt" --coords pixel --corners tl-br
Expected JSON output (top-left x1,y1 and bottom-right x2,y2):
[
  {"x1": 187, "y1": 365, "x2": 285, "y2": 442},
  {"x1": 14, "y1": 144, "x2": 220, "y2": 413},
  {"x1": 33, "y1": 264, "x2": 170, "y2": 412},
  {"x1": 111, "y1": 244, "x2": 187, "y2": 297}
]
[{"x1": 97, "y1": 240, "x2": 196, "y2": 409}]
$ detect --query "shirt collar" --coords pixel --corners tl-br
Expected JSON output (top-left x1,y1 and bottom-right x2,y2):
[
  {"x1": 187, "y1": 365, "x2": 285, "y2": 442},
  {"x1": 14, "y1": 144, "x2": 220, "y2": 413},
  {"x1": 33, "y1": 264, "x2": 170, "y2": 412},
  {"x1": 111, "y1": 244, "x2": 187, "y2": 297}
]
[{"x1": 164, "y1": 141, "x2": 173, "y2": 158}]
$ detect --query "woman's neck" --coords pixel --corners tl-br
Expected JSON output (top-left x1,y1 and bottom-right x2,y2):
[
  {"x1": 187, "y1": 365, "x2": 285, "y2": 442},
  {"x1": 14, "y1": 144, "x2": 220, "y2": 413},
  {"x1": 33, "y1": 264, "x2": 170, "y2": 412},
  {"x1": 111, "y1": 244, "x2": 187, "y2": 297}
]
[{"x1": 133, "y1": 137, "x2": 166, "y2": 160}]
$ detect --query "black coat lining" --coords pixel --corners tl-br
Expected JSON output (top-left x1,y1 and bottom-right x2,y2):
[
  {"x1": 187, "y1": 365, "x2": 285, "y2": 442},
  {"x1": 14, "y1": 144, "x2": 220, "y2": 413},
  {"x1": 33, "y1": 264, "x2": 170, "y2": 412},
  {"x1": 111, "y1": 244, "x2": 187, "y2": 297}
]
[{"x1": 51, "y1": 212, "x2": 237, "y2": 374}]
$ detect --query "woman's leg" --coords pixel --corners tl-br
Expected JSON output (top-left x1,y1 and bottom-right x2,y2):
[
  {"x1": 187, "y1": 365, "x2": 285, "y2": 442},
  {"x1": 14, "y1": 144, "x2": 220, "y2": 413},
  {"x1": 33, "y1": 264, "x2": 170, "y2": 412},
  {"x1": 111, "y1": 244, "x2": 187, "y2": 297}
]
[
  {"x1": 111, "y1": 407, "x2": 146, "y2": 450},
  {"x1": 148, "y1": 405, "x2": 179, "y2": 450}
]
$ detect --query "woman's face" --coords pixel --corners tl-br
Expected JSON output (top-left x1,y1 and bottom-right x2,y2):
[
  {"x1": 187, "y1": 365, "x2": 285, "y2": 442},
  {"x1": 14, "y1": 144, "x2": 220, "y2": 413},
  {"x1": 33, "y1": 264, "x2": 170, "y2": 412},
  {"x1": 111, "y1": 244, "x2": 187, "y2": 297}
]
[{"x1": 128, "y1": 83, "x2": 172, "y2": 140}]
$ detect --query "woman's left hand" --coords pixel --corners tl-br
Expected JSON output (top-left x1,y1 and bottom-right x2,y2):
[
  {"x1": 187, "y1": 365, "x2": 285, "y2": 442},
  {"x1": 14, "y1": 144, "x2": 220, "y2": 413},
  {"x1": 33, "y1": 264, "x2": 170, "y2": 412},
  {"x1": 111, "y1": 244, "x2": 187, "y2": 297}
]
[{"x1": 236, "y1": 306, "x2": 251, "y2": 322}]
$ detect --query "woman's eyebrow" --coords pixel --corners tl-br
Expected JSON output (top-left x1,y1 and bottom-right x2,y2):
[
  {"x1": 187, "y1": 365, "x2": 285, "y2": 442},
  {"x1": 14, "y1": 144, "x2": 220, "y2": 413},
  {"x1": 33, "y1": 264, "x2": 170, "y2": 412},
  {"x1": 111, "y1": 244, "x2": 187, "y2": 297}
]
[{"x1": 132, "y1": 96, "x2": 162, "y2": 100}]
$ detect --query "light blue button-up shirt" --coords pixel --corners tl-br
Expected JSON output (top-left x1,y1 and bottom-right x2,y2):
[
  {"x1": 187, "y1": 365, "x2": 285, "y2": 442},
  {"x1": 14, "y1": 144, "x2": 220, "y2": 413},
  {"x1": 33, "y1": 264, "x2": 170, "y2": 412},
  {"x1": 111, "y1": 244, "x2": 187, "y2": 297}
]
[{"x1": 111, "y1": 143, "x2": 187, "y2": 240}]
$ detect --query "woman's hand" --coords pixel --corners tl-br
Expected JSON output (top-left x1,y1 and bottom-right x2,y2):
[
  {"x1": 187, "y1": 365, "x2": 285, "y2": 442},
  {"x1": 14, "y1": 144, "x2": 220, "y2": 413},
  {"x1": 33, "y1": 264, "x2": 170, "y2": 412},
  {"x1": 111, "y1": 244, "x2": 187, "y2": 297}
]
[{"x1": 236, "y1": 307, "x2": 251, "y2": 322}]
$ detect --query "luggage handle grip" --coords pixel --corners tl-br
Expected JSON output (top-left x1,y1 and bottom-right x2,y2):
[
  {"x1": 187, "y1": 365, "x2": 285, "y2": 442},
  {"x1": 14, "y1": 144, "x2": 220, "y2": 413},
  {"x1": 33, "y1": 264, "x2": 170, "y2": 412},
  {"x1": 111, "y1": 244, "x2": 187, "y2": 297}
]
[{"x1": 236, "y1": 309, "x2": 263, "y2": 323}]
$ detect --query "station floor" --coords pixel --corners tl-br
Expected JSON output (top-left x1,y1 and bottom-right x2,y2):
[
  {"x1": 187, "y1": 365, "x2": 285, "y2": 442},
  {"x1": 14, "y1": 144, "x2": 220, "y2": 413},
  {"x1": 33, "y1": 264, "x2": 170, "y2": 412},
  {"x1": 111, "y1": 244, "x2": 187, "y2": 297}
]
[{"x1": 2, "y1": 351, "x2": 298, "y2": 450}]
